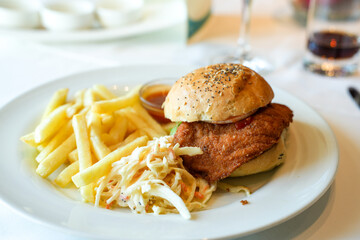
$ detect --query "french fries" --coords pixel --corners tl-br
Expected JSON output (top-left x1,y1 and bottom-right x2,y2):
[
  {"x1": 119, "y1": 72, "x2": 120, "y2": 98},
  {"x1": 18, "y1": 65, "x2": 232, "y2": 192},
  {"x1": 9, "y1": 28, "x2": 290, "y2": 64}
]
[
  {"x1": 68, "y1": 149, "x2": 78, "y2": 163},
  {"x1": 101, "y1": 114, "x2": 115, "y2": 132},
  {"x1": 54, "y1": 161, "x2": 79, "y2": 187},
  {"x1": 90, "y1": 128, "x2": 111, "y2": 160},
  {"x1": 73, "y1": 112, "x2": 95, "y2": 202},
  {"x1": 92, "y1": 86, "x2": 141, "y2": 113},
  {"x1": 72, "y1": 114, "x2": 92, "y2": 171},
  {"x1": 34, "y1": 104, "x2": 70, "y2": 143},
  {"x1": 132, "y1": 103, "x2": 167, "y2": 136},
  {"x1": 41, "y1": 88, "x2": 68, "y2": 120},
  {"x1": 72, "y1": 135, "x2": 149, "y2": 188},
  {"x1": 21, "y1": 84, "x2": 169, "y2": 204},
  {"x1": 35, "y1": 121, "x2": 72, "y2": 163},
  {"x1": 84, "y1": 89, "x2": 95, "y2": 107},
  {"x1": 36, "y1": 134, "x2": 76, "y2": 178},
  {"x1": 108, "y1": 129, "x2": 143, "y2": 151},
  {"x1": 66, "y1": 90, "x2": 84, "y2": 118},
  {"x1": 92, "y1": 84, "x2": 117, "y2": 100},
  {"x1": 121, "y1": 108, "x2": 150, "y2": 132},
  {"x1": 109, "y1": 114, "x2": 127, "y2": 142},
  {"x1": 20, "y1": 132, "x2": 37, "y2": 148}
]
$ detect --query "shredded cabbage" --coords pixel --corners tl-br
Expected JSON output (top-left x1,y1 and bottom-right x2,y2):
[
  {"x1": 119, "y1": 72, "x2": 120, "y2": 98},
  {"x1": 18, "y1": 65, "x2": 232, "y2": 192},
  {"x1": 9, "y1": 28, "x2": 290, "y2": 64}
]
[{"x1": 95, "y1": 136, "x2": 216, "y2": 219}]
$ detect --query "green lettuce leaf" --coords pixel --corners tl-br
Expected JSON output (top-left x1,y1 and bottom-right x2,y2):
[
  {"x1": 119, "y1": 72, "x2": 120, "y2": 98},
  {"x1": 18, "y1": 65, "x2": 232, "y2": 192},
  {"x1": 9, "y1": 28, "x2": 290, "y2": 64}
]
[{"x1": 170, "y1": 122, "x2": 182, "y2": 135}]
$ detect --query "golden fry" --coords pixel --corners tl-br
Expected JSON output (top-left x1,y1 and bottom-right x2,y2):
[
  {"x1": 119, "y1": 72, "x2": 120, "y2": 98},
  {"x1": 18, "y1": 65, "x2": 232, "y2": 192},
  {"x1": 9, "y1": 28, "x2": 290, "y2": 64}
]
[
  {"x1": 108, "y1": 142, "x2": 121, "y2": 152},
  {"x1": 73, "y1": 113, "x2": 95, "y2": 202},
  {"x1": 36, "y1": 134, "x2": 76, "y2": 178},
  {"x1": 68, "y1": 149, "x2": 78, "y2": 163},
  {"x1": 80, "y1": 183, "x2": 95, "y2": 203},
  {"x1": 72, "y1": 114, "x2": 92, "y2": 170},
  {"x1": 66, "y1": 90, "x2": 85, "y2": 118},
  {"x1": 108, "y1": 129, "x2": 143, "y2": 151},
  {"x1": 126, "y1": 119, "x2": 137, "y2": 134},
  {"x1": 34, "y1": 103, "x2": 70, "y2": 143},
  {"x1": 36, "y1": 120, "x2": 72, "y2": 163},
  {"x1": 92, "y1": 86, "x2": 141, "y2": 113},
  {"x1": 142, "y1": 128, "x2": 163, "y2": 139},
  {"x1": 101, "y1": 133, "x2": 116, "y2": 146},
  {"x1": 109, "y1": 115, "x2": 127, "y2": 143},
  {"x1": 54, "y1": 161, "x2": 79, "y2": 187},
  {"x1": 37, "y1": 145, "x2": 45, "y2": 151},
  {"x1": 72, "y1": 135, "x2": 149, "y2": 188},
  {"x1": 121, "y1": 108, "x2": 149, "y2": 129},
  {"x1": 84, "y1": 89, "x2": 95, "y2": 107},
  {"x1": 92, "y1": 84, "x2": 117, "y2": 100},
  {"x1": 41, "y1": 88, "x2": 68, "y2": 120},
  {"x1": 101, "y1": 113, "x2": 115, "y2": 133},
  {"x1": 20, "y1": 132, "x2": 37, "y2": 147},
  {"x1": 132, "y1": 103, "x2": 167, "y2": 135},
  {"x1": 90, "y1": 128, "x2": 111, "y2": 161},
  {"x1": 86, "y1": 111, "x2": 102, "y2": 130},
  {"x1": 122, "y1": 109, "x2": 162, "y2": 139}
]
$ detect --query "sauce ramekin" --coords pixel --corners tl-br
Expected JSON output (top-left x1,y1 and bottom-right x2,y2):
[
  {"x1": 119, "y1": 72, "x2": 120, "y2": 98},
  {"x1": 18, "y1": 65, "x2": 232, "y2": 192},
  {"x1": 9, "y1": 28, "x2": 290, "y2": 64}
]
[{"x1": 139, "y1": 78, "x2": 175, "y2": 123}]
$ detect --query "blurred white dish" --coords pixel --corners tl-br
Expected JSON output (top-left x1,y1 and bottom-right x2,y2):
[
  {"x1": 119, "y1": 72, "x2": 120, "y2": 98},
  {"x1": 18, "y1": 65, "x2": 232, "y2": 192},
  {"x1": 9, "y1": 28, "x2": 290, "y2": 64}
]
[
  {"x1": 0, "y1": 0, "x2": 40, "y2": 28},
  {"x1": 0, "y1": 65, "x2": 338, "y2": 239},
  {"x1": 96, "y1": 0, "x2": 144, "y2": 28},
  {"x1": 0, "y1": 0, "x2": 185, "y2": 42},
  {"x1": 41, "y1": 0, "x2": 95, "y2": 31}
]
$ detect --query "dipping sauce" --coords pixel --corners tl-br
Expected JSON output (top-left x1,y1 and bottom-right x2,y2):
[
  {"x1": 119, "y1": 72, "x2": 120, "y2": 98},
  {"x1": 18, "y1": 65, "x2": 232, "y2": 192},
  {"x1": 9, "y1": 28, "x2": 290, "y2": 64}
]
[
  {"x1": 140, "y1": 80, "x2": 174, "y2": 123},
  {"x1": 146, "y1": 91, "x2": 168, "y2": 107}
]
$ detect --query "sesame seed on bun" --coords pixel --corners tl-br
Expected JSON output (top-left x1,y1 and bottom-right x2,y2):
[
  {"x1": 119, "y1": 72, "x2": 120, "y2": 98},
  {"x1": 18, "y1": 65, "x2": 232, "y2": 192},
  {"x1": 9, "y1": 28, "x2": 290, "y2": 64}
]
[{"x1": 163, "y1": 63, "x2": 274, "y2": 123}]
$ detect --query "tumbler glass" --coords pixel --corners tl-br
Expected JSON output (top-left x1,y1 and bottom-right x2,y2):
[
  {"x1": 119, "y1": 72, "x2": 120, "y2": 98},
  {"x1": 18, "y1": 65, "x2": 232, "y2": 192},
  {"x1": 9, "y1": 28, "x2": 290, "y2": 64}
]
[{"x1": 303, "y1": 0, "x2": 360, "y2": 77}]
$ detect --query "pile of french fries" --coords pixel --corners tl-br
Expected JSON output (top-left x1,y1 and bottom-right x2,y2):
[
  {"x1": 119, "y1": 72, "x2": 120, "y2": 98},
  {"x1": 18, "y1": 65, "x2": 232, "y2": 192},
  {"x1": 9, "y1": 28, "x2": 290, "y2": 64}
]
[{"x1": 21, "y1": 84, "x2": 175, "y2": 203}]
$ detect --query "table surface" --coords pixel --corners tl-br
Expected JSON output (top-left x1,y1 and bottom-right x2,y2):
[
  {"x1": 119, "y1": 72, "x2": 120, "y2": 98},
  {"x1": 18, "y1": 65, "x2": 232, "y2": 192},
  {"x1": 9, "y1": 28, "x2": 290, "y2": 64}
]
[{"x1": 1, "y1": 0, "x2": 360, "y2": 239}]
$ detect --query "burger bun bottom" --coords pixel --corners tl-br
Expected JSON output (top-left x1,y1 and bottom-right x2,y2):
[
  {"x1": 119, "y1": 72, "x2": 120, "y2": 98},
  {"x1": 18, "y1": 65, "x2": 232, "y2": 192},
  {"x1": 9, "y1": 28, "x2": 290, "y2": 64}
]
[{"x1": 229, "y1": 130, "x2": 288, "y2": 177}]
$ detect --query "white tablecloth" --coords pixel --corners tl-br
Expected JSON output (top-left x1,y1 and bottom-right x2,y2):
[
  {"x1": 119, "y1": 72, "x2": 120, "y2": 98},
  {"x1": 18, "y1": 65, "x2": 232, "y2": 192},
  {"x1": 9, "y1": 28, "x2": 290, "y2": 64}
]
[{"x1": 1, "y1": 0, "x2": 360, "y2": 239}]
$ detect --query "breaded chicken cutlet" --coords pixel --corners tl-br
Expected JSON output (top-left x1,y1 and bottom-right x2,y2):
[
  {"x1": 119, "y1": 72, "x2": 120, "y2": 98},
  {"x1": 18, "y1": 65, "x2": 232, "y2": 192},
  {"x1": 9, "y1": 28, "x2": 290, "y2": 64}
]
[{"x1": 173, "y1": 103, "x2": 293, "y2": 182}]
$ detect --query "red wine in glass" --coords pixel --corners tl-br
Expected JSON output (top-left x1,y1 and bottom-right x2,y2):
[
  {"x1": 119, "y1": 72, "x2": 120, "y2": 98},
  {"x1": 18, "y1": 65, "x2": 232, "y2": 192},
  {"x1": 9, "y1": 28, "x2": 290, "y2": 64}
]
[{"x1": 307, "y1": 31, "x2": 360, "y2": 59}]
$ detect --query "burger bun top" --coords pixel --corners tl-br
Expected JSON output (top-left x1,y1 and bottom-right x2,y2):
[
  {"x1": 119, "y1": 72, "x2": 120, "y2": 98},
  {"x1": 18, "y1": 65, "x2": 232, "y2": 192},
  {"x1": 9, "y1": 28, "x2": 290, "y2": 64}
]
[{"x1": 163, "y1": 63, "x2": 274, "y2": 123}]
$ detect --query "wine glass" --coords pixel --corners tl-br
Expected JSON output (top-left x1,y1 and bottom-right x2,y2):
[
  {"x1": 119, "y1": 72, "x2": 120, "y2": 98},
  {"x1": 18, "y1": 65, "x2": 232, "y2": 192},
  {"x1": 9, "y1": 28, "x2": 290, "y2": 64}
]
[{"x1": 213, "y1": 0, "x2": 273, "y2": 74}]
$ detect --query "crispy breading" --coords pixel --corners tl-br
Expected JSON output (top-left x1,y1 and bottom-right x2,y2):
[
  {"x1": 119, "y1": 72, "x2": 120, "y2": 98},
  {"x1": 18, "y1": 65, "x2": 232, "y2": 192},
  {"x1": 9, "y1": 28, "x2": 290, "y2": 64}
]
[{"x1": 173, "y1": 104, "x2": 293, "y2": 182}]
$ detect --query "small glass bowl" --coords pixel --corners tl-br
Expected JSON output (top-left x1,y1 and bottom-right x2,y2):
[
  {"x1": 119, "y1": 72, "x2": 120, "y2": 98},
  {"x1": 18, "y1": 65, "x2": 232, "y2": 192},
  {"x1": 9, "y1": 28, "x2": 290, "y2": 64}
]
[{"x1": 139, "y1": 78, "x2": 176, "y2": 123}]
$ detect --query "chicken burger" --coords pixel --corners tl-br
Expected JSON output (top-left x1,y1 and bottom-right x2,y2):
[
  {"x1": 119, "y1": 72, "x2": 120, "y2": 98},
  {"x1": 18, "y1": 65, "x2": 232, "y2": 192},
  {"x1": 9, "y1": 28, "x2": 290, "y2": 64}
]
[{"x1": 163, "y1": 63, "x2": 293, "y2": 182}]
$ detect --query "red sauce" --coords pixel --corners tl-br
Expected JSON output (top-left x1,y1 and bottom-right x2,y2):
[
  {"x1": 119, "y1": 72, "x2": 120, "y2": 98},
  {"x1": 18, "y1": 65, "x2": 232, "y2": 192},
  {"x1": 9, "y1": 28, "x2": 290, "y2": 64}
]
[
  {"x1": 143, "y1": 90, "x2": 170, "y2": 123},
  {"x1": 145, "y1": 91, "x2": 168, "y2": 107},
  {"x1": 235, "y1": 116, "x2": 253, "y2": 130}
]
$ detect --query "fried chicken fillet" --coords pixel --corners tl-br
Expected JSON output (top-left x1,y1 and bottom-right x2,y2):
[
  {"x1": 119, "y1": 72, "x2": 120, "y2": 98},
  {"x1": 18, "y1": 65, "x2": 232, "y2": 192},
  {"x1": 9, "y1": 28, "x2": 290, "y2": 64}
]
[{"x1": 173, "y1": 103, "x2": 293, "y2": 182}]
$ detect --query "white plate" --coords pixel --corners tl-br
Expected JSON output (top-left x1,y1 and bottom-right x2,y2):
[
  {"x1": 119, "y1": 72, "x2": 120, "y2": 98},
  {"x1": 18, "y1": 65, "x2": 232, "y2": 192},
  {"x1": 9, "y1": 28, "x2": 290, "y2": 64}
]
[
  {"x1": 0, "y1": 65, "x2": 338, "y2": 239},
  {"x1": 0, "y1": 0, "x2": 185, "y2": 43}
]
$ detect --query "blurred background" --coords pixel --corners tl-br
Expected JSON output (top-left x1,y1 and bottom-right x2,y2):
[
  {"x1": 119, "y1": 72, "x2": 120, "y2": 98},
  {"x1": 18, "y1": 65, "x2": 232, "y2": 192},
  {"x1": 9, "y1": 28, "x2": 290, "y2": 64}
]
[{"x1": 2, "y1": 0, "x2": 358, "y2": 108}]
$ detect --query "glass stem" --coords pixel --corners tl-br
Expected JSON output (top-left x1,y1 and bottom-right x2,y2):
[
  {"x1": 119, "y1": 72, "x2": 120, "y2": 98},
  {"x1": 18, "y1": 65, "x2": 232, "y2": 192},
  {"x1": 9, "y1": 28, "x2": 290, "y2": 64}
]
[{"x1": 237, "y1": 0, "x2": 252, "y2": 62}]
